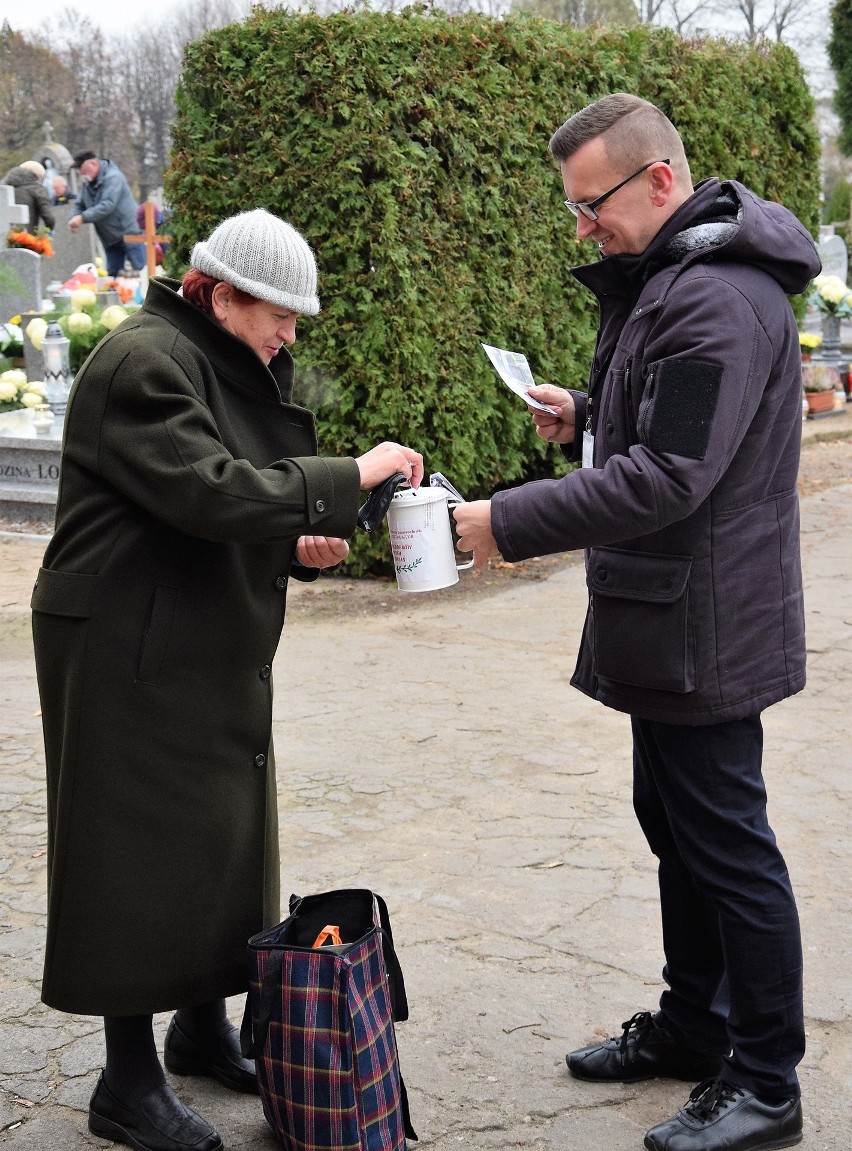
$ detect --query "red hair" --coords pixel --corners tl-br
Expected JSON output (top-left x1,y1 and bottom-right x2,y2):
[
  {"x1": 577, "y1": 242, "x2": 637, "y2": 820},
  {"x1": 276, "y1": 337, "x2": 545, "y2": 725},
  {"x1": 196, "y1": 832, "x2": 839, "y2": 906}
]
[{"x1": 182, "y1": 268, "x2": 256, "y2": 315}]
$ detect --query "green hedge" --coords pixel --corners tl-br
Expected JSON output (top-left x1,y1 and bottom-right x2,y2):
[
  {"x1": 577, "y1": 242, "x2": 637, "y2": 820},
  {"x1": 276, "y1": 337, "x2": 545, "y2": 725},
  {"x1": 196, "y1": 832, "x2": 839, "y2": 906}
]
[{"x1": 167, "y1": 12, "x2": 820, "y2": 574}]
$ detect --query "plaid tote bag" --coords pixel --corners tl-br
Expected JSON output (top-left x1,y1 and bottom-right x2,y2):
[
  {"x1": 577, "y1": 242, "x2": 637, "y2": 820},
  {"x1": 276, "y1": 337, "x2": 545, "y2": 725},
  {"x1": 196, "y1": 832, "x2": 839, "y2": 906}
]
[{"x1": 242, "y1": 888, "x2": 417, "y2": 1151}]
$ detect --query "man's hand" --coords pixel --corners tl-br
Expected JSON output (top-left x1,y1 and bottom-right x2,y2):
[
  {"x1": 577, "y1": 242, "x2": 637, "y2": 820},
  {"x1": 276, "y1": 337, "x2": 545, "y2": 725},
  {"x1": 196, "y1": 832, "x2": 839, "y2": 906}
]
[
  {"x1": 528, "y1": 385, "x2": 576, "y2": 444},
  {"x1": 68, "y1": 215, "x2": 83, "y2": 232},
  {"x1": 296, "y1": 535, "x2": 350, "y2": 569},
  {"x1": 452, "y1": 500, "x2": 501, "y2": 570}
]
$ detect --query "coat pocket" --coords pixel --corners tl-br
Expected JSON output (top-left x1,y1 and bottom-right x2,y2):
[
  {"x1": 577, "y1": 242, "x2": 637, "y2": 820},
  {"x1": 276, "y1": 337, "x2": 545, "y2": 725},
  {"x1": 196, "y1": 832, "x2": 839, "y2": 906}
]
[
  {"x1": 587, "y1": 548, "x2": 695, "y2": 693},
  {"x1": 136, "y1": 585, "x2": 179, "y2": 684},
  {"x1": 31, "y1": 567, "x2": 98, "y2": 617}
]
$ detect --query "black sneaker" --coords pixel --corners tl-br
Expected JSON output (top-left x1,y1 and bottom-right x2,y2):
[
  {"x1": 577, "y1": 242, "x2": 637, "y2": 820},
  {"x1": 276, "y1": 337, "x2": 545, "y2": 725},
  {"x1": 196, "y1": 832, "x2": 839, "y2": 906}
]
[
  {"x1": 566, "y1": 1011, "x2": 723, "y2": 1083},
  {"x1": 643, "y1": 1077, "x2": 803, "y2": 1150}
]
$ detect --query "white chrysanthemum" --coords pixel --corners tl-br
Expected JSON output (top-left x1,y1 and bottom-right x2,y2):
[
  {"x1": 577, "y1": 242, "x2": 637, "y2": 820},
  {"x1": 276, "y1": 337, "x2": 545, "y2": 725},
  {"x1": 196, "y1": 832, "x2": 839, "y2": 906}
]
[
  {"x1": 66, "y1": 311, "x2": 94, "y2": 334},
  {"x1": 100, "y1": 305, "x2": 128, "y2": 331}
]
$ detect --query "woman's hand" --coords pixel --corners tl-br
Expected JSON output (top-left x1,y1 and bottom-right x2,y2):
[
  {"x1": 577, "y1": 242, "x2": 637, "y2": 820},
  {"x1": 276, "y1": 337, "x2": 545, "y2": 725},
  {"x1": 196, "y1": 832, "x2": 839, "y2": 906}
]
[
  {"x1": 528, "y1": 385, "x2": 576, "y2": 445},
  {"x1": 296, "y1": 535, "x2": 350, "y2": 569},
  {"x1": 356, "y1": 442, "x2": 424, "y2": 490}
]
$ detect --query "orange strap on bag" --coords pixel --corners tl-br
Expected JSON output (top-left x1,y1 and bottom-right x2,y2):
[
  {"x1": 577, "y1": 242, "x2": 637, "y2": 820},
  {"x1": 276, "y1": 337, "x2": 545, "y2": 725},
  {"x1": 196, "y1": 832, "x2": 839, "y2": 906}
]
[{"x1": 312, "y1": 924, "x2": 343, "y2": 948}]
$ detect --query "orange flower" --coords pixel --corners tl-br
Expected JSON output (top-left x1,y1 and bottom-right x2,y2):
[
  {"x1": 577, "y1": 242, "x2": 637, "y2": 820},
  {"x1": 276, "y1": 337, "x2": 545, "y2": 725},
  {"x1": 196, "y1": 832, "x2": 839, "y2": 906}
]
[{"x1": 7, "y1": 229, "x2": 54, "y2": 257}]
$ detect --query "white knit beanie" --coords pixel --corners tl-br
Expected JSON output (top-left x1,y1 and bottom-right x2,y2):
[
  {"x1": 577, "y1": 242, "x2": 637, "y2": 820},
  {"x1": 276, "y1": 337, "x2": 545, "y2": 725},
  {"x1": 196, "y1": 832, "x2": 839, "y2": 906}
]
[{"x1": 190, "y1": 209, "x2": 320, "y2": 315}]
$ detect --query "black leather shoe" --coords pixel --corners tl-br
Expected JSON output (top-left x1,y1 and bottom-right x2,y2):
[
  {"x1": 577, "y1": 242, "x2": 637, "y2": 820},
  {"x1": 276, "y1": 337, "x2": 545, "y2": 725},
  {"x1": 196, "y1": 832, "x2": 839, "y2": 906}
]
[
  {"x1": 566, "y1": 1011, "x2": 723, "y2": 1083},
  {"x1": 164, "y1": 1015, "x2": 258, "y2": 1094},
  {"x1": 88, "y1": 1074, "x2": 223, "y2": 1151},
  {"x1": 644, "y1": 1077, "x2": 803, "y2": 1150}
]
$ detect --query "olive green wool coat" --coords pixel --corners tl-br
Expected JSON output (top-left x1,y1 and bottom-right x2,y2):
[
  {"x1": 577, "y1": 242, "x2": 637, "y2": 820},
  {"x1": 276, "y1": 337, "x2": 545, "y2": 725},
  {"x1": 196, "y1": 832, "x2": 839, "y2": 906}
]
[{"x1": 31, "y1": 279, "x2": 361, "y2": 1016}]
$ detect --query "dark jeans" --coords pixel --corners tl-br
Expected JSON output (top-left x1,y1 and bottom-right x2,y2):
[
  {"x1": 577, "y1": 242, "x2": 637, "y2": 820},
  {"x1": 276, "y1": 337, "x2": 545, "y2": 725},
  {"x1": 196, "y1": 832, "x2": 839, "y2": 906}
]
[
  {"x1": 104, "y1": 238, "x2": 146, "y2": 278},
  {"x1": 631, "y1": 714, "x2": 804, "y2": 1101}
]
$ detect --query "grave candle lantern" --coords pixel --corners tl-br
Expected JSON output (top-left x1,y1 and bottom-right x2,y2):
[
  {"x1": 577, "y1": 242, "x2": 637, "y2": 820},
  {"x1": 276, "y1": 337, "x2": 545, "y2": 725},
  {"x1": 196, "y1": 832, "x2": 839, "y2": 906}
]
[{"x1": 42, "y1": 321, "x2": 72, "y2": 417}]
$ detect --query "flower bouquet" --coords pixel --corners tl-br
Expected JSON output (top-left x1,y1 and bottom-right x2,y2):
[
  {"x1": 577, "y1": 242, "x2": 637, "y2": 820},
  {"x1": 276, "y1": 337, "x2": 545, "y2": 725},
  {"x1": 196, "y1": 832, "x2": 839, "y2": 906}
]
[
  {"x1": 798, "y1": 331, "x2": 821, "y2": 362},
  {"x1": 0, "y1": 321, "x2": 24, "y2": 371},
  {"x1": 25, "y1": 290, "x2": 134, "y2": 372},
  {"x1": 0, "y1": 368, "x2": 47, "y2": 413},
  {"x1": 808, "y1": 274, "x2": 852, "y2": 318},
  {"x1": 6, "y1": 228, "x2": 55, "y2": 258}
]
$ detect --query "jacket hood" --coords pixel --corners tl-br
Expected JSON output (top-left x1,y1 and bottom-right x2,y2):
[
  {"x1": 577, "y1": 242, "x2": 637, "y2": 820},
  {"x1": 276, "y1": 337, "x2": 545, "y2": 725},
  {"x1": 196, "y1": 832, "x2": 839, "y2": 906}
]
[
  {"x1": 2, "y1": 166, "x2": 40, "y2": 189},
  {"x1": 577, "y1": 178, "x2": 820, "y2": 298},
  {"x1": 646, "y1": 179, "x2": 819, "y2": 295}
]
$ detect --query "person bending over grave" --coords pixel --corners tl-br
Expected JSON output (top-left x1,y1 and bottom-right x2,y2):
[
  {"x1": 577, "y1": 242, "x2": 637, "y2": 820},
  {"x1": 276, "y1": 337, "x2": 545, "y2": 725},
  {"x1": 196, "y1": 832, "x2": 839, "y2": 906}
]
[
  {"x1": 69, "y1": 150, "x2": 146, "y2": 277},
  {"x1": 1, "y1": 160, "x2": 55, "y2": 231},
  {"x1": 31, "y1": 209, "x2": 422, "y2": 1151}
]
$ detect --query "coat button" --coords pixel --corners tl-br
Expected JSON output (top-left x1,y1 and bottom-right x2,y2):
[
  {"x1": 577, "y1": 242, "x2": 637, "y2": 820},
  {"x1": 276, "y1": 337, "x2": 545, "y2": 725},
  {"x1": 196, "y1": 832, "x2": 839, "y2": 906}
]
[
  {"x1": 596, "y1": 567, "x2": 608, "y2": 581},
  {"x1": 606, "y1": 422, "x2": 614, "y2": 434},
  {"x1": 254, "y1": 753, "x2": 266, "y2": 768},
  {"x1": 275, "y1": 575, "x2": 286, "y2": 590},
  {"x1": 260, "y1": 664, "x2": 271, "y2": 679},
  {"x1": 315, "y1": 499, "x2": 326, "y2": 513},
  {"x1": 662, "y1": 577, "x2": 673, "y2": 590}
]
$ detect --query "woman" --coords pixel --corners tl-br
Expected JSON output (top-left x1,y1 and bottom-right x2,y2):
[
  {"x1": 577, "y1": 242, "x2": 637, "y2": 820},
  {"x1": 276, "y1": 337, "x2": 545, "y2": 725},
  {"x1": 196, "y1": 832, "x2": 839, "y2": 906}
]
[
  {"x1": 31, "y1": 209, "x2": 422, "y2": 1151},
  {"x1": 1, "y1": 160, "x2": 56, "y2": 231}
]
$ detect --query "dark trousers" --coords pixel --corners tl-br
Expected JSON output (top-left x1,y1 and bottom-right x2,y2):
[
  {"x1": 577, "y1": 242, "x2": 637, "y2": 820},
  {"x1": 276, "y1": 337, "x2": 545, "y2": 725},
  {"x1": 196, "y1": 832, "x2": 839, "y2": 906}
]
[
  {"x1": 631, "y1": 714, "x2": 804, "y2": 1101},
  {"x1": 104, "y1": 239, "x2": 146, "y2": 278}
]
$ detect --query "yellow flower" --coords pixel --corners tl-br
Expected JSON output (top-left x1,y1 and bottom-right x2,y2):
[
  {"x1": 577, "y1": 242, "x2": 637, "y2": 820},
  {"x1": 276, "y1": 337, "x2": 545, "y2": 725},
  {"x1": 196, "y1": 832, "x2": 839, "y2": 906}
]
[
  {"x1": 9, "y1": 315, "x2": 21, "y2": 325},
  {"x1": 799, "y1": 332, "x2": 822, "y2": 349},
  {"x1": 0, "y1": 368, "x2": 27, "y2": 386},
  {"x1": 21, "y1": 390, "x2": 44, "y2": 407},
  {"x1": 26, "y1": 318, "x2": 48, "y2": 350},
  {"x1": 25, "y1": 380, "x2": 47, "y2": 396},
  {"x1": 0, "y1": 380, "x2": 18, "y2": 402}
]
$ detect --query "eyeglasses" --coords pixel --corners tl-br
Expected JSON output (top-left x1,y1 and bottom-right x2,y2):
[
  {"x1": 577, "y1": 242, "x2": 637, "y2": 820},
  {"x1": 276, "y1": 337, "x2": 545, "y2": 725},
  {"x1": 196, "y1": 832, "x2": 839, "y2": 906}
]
[{"x1": 563, "y1": 159, "x2": 670, "y2": 221}]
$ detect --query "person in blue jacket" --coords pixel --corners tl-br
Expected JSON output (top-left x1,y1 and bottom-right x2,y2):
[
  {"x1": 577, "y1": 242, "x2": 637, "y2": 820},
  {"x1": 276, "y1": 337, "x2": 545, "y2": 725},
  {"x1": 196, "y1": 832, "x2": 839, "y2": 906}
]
[{"x1": 69, "y1": 151, "x2": 146, "y2": 277}]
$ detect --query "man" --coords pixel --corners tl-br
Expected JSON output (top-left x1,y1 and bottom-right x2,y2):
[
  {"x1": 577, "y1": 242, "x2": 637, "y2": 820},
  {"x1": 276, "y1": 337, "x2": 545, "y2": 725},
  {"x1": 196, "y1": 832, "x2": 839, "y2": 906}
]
[
  {"x1": 69, "y1": 151, "x2": 145, "y2": 277},
  {"x1": 51, "y1": 175, "x2": 75, "y2": 206},
  {"x1": 1, "y1": 160, "x2": 55, "y2": 231},
  {"x1": 454, "y1": 94, "x2": 818, "y2": 1151}
]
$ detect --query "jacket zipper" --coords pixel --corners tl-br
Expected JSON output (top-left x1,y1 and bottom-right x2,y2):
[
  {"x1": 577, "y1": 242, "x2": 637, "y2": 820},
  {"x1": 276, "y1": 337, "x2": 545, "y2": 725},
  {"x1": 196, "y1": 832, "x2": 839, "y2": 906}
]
[
  {"x1": 622, "y1": 357, "x2": 636, "y2": 445},
  {"x1": 637, "y1": 368, "x2": 654, "y2": 442}
]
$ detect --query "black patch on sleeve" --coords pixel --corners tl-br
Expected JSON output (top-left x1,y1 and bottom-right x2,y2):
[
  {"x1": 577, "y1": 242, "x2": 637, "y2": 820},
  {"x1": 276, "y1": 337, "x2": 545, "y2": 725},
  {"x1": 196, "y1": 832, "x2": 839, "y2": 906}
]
[{"x1": 644, "y1": 359, "x2": 722, "y2": 460}]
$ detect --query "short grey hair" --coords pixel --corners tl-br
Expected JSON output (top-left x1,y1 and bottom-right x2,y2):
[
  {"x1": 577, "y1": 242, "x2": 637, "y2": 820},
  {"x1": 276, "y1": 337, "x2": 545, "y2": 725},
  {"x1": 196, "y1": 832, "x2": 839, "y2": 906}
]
[{"x1": 549, "y1": 93, "x2": 691, "y2": 185}]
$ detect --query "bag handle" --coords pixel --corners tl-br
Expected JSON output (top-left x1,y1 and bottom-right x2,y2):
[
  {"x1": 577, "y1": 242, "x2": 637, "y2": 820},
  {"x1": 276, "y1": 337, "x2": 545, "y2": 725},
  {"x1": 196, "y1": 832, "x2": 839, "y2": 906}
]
[
  {"x1": 312, "y1": 924, "x2": 343, "y2": 948},
  {"x1": 241, "y1": 948, "x2": 283, "y2": 1059},
  {"x1": 374, "y1": 892, "x2": 409, "y2": 1023},
  {"x1": 241, "y1": 891, "x2": 410, "y2": 1058}
]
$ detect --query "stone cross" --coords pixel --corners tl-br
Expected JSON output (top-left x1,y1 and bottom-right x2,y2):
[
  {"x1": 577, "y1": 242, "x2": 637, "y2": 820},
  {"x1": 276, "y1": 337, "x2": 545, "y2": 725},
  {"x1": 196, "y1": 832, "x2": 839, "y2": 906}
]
[{"x1": 0, "y1": 185, "x2": 29, "y2": 244}]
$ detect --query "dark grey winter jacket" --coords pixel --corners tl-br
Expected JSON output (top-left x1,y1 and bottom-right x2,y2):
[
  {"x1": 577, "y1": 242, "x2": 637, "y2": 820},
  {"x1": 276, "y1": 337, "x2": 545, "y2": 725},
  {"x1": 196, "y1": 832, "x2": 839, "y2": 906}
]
[
  {"x1": 492, "y1": 179, "x2": 821, "y2": 725},
  {"x1": 1, "y1": 165, "x2": 55, "y2": 231}
]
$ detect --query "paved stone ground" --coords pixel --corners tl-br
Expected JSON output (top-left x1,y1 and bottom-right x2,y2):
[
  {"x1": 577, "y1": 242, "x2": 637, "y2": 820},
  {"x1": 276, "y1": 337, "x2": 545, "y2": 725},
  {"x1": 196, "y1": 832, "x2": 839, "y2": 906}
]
[{"x1": 1, "y1": 436, "x2": 851, "y2": 1149}]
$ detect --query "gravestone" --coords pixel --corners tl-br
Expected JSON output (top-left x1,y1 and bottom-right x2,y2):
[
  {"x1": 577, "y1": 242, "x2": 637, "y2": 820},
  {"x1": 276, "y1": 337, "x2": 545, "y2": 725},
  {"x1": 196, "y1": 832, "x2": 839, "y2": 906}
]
[
  {"x1": 0, "y1": 248, "x2": 42, "y2": 324},
  {"x1": 19, "y1": 314, "x2": 48, "y2": 381},
  {"x1": 47, "y1": 203, "x2": 103, "y2": 287},
  {"x1": 0, "y1": 408, "x2": 60, "y2": 525},
  {"x1": 0, "y1": 183, "x2": 29, "y2": 241},
  {"x1": 817, "y1": 233, "x2": 848, "y2": 284}
]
